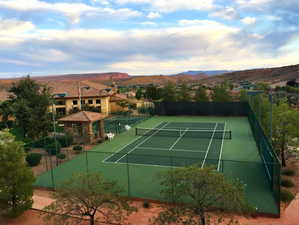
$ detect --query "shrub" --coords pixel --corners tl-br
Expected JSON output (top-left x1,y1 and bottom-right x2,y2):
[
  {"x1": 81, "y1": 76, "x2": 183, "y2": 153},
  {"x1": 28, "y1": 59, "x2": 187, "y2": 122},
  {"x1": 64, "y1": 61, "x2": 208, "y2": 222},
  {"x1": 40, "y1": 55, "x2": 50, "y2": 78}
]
[
  {"x1": 44, "y1": 141, "x2": 61, "y2": 155},
  {"x1": 24, "y1": 146, "x2": 31, "y2": 153},
  {"x1": 143, "y1": 201, "x2": 150, "y2": 208},
  {"x1": 73, "y1": 145, "x2": 83, "y2": 153},
  {"x1": 56, "y1": 153, "x2": 66, "y2": 160},
  {"x1": 26, "y1": 153, "x2": 42, "y2": 167},
  {"x1": 56, "y1": 133, "x2": 73, "y2": 147},
  {"x1": 281, "y1": 178, "x2": 295, "y2": 188},
  {"x1": 280, "y1": 189, "x2": 295, "y2": 202},
  {"x1": 281, "y1": 168, "x2": 296, "y2": 176}
]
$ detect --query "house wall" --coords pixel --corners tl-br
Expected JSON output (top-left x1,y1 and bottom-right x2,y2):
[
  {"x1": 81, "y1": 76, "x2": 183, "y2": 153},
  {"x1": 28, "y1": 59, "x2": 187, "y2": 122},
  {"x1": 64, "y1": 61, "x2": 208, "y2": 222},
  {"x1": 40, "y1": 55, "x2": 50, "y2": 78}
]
[{"x1": 50, "y1": 96, "x2": 111, "y2": 115}]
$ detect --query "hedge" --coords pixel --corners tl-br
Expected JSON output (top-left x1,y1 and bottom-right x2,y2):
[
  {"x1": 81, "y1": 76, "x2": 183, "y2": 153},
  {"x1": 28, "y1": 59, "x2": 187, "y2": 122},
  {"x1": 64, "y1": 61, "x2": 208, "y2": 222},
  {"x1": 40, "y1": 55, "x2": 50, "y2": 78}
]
[
  {"x1": 26, "y1": 153, "x2": 42, "y2": 167},
  {"x1": 44, "y1": 141, "x2": 61, "y2": 155}
]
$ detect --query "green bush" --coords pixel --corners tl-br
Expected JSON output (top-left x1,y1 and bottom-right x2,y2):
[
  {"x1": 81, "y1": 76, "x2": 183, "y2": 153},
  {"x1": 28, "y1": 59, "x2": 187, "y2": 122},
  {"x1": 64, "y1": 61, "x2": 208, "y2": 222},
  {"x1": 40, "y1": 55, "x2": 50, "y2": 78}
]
[
  {"x1": 281, "y1": 178, "x2": 295, "y2": 188},
  {"x1": 73, "y1": 145, "x2": 83, "y2": 153},
  {"x1": 24, "y1": 146, "x2": 31, "y2": 153},
  {"x1": 56, "y1": 153, "x2": 66, "y2": 160},
  {"x1": 143, "y1": 201, "x2": 150, "y2": 208},
  {"x1": 281, "y1": 168, "x2": 296, "y2": 176},
  {"x1": 44, "y1": 141, "x2": 61, "y2": 155},
  {"x1": 26, "y1": 153, "x2": 42, "y2": 167},
  {"x1": 56, "y1": 133, "x2": 73, "y2": 147},
  {"x1": 280, "y1": 189, "x2": 295, "y2": 202}
]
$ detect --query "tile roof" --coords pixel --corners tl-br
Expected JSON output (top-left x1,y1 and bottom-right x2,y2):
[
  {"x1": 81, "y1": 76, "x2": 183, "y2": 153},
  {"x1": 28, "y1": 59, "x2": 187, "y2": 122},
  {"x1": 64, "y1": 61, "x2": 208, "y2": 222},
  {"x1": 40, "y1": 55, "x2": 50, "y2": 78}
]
[
  {"x1": 0, "y1": 90, "x2": 9, "y2": 102},
  {"x1": 42, "y1": 80, "x2": 112, "y2": 98},
  {"x1": 58, "y1": 111, "x2": 108, "y2": 122}
]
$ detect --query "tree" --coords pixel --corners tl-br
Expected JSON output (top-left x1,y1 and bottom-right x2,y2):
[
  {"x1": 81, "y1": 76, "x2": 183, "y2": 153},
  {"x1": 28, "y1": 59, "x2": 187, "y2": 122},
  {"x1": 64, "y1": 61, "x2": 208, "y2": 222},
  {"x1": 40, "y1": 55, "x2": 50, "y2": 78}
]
[
  {"x1": 255, "y1": 82, "x2": 270, "y2": 91},
  {"x1": 0, "y1": 100, "x2": 13, "y2": 128},
  {"x1": 195, "y1": 86, "x2": 209, "y2": 102},
  {"x1": 44, "y1": 172, "x2": 136, "y2": 225},
  {"x1": 144, "y1": 85, "x2": 162, "y2": 101},
  {"x1": 0, "y1": 130, "x2": 35, "y2": 217},
  {"x1": 9, "y1": 76, "x2": 52, "y2": 139},
  {"x1": 162, "y1": 82, "x2": 177, "y2": 102},
  {"x1": 272, "y1": 99, "x2": 299, "y2": 167},
  {"x1": 239, "y1": 89, "x2": 248, "y2": 102},
  {"x1": 211, "y1": 86, "x2": 232, "y2": 102},
  {"x1": 177, "y1": 82, "x2": 192, "y2": 102},
  {"x1": 135, "y1": 88, "x2": 143, "y2": 100},
  {"x1": 151, "y1": 166, "x2": 252, "y2": 225}
]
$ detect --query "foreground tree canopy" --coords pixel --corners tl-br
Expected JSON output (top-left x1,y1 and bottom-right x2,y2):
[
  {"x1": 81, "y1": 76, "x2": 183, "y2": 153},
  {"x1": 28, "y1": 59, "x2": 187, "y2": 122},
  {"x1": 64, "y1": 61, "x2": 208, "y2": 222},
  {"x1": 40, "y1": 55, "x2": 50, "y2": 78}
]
[
  {"x1": 152, "y1": 166, "x2": 253, "y2": 225},
  {"x1": 8, "y1": 76, "x2": 52, "y2": 140},
  {"x1": 0, "y1": 130, "x2": 35, "y2": 217},
  {"x1": 44, "y1": 172, "x2": 136, "y2": 225}
]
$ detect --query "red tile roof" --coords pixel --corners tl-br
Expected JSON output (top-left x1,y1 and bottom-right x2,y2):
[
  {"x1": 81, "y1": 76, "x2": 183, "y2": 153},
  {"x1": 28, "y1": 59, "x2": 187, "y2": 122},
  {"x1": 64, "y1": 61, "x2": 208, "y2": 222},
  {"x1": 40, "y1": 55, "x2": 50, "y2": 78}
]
[
  {"x1": 58, "y1": 111, "x2": 107, "y2": 122},
  {"x1": 43, "y1": 80, "x2": 112, "y2": 99}
]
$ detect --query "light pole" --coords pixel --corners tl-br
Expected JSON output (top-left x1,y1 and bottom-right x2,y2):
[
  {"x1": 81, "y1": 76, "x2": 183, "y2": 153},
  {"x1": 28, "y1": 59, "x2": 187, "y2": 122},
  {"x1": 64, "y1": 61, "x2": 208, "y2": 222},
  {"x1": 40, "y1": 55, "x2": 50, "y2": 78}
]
[{"x1": 78, "y1": 82, "x2": 90, "y2": 110}]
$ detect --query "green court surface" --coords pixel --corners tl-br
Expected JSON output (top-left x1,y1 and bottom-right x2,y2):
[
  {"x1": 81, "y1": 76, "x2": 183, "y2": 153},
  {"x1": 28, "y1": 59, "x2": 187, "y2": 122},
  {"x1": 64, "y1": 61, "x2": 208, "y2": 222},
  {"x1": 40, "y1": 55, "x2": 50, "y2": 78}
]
[{"x1": 35, "y1": 116, "x2": 279, "y2": 215}]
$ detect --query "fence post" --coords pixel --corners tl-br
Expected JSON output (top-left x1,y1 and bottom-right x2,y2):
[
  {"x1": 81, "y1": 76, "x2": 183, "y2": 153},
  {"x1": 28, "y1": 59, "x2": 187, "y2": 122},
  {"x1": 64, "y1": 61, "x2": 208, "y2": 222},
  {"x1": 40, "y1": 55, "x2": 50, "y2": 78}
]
[{"x1": 126, "y1": 154, "x2": 131, "y2": 197}]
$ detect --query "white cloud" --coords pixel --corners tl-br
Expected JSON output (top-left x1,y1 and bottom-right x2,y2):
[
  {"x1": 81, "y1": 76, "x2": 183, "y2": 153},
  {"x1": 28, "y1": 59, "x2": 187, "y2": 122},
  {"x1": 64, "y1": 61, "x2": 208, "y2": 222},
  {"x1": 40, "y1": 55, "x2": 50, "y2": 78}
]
[
  {"x1": 0, "y1": 0, "x2": 142, "y2": 24},
  {"x1": 147, "y1": 12, "x2": 161, "y2": 19},
  {"x1": 235, "y1": 0, "x2": 272, "y2": 8},
  {"x1": 0, "y1": 17, "x2": 298, "y2": 75},
  {"x1": 140, "y1": 21, "x2": 156, "y2": 26},
  {"x1": 210, "y1": 7, "x2": 239, "y2": 20},
  {"x1": 0, "y1": 18, "x2": 35, "y2": 35},
  {"x1": 241, "y1": 16, "x2": 257, "y2": 25},
  {"x1": 116, "y1": 0, "x2": 214, "y2": 12}
]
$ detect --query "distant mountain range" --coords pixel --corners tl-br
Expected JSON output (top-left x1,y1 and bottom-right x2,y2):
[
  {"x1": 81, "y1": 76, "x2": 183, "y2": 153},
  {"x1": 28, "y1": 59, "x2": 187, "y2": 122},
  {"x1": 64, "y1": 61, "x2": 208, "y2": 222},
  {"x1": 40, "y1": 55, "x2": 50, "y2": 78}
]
[
  {"x1": 0, "y1": 64, "x2": 298, "y2": 88},
  {"x1": 176, "y1": 70, "x2": 234, "y2": 76}
]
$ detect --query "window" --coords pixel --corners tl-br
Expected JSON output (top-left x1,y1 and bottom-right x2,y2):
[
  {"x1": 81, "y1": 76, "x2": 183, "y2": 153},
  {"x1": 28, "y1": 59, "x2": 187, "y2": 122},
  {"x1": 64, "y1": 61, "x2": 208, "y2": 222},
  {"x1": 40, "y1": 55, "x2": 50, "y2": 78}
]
[
  {"x1": 97, "y1": 106, "x2": 102, "y2": 112},
  {"x1": 96, "y1": 99, "x2": 101, "y2": 104},
  {"x1": 56, "y1": 108, "x2": 66, "y2": 116},
  {"x1": 73, "y1": 100, "x2": 78, "y2": 105},
  {"x1": 55, "y1": 100, "x2": 65, "y2": 105},
  {"x1": 81, "y1": 100, "x2": 85, "y2": 105},
  {"x1": 88, "y1": 99, "x2": 93, "y2": 105}
]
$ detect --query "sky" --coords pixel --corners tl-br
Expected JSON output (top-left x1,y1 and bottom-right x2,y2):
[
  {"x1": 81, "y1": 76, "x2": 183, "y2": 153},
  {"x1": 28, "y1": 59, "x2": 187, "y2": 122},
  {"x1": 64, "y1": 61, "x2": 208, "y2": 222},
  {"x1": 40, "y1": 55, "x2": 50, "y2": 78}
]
[{"x1": 0, "y1": 0, "x2": 299, "y2": 77}]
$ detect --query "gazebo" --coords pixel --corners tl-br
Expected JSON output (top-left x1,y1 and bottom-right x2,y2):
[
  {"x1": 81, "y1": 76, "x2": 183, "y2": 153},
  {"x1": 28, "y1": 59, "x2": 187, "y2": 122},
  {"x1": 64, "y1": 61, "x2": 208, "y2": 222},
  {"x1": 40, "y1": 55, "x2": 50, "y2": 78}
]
[{"x1": 58, "y1": 111, "x2": 107, "y2": 144}]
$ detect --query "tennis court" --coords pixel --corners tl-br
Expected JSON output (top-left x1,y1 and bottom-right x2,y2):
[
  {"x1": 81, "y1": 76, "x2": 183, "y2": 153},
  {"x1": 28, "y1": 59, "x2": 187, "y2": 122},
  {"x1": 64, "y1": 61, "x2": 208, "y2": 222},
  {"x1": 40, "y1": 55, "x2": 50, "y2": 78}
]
[
  {"x1": 104, "y1": 122, "x2": 230, "y2": 169},
  {"x1": 35, "y1": 116, "x2": 279, "y2": 216}
]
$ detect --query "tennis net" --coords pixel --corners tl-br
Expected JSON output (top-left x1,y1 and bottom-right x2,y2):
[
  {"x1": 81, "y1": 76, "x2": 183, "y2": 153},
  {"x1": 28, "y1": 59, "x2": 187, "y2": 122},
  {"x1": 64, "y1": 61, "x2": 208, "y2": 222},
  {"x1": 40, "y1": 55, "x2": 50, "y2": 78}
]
[{"x1": 135, "y1": 127, "x2": 232, "y2": 139}]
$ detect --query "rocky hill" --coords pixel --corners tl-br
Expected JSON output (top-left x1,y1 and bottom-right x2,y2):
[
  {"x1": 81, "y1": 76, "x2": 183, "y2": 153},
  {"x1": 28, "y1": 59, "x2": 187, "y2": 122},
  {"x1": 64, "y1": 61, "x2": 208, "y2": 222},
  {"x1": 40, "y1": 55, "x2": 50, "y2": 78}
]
[{"x1": 198, "y1": 64, "x2": 299, "y2": 85}]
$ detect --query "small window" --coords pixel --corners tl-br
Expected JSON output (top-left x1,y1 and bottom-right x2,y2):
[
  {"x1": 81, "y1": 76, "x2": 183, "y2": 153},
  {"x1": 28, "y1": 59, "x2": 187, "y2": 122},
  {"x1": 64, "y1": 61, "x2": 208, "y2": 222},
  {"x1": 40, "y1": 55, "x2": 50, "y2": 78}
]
[
  {"x1": 73, "y1": 100, "x2": 78, "y2": 105},
  {"x1": 88, "y1": 99, "x2": 93, "y2": 105},
  {"x1": 55, "y1": 100, "x2": 65, "y2": 105},
  {"x1": 96, "y1": 99, "x2": 101, "y2": 104},
  {"x1": 97, "y1": 106, "x2": 102, "y2": 112},
  {"x1": 81, "y1": 100, "x2": 85, "y2": 104}
]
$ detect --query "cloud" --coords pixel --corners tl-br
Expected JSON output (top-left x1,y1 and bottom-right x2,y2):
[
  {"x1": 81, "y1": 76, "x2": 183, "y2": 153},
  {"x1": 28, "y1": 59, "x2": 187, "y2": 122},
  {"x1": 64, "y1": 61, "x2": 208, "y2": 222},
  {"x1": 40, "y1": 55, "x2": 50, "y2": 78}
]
[
  {"x1": 0, "y1": 18, "x2": 35, "y2": 35},
  {"x1": 241, "y1": 16, "x2": 257, "y2": 25},
  {"x1": 116, "y1": 0, "x2": 214, "y2": 12},
  {"x1": 0, "y1": 15, "x2": 298, "y2": 75},
  {"x1": 0, "y1": 0, "x2": 142, "y2": 24},
  {"x1": 147, "y1": 12, "x2": 161, "y2": 19},
  {"x1": 210, "y1": 7, "x2": 239, "y2": 20}
]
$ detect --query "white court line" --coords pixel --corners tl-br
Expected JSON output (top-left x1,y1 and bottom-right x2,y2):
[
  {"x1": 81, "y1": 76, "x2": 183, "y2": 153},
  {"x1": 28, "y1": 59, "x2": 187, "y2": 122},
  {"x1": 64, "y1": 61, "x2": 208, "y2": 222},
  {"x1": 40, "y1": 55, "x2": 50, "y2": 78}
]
[
  {"x1": 201, "y1": 123, "x2": 218, "y2": 168},
  {"x1": 104, "y1": 160, "x2": 181, "y2": 169},
  {"x1": 168, "y1": 128, "x2": 189, "y2": 151},
  {"x1": 217, "y1": 122, "x2": 226, "y2": 171},
  {"x1": 115, "y1": 122, "x2": 169, "y2": 163},
  {"x1": 136, "y1": 127, "x2": 227, "y2": 133},
  {"x1": 137, "y1": 146, "x2": 207, "y2": 153},
  {"x1": 102, "y1": 122, "x2": 166, "y2": 162}
]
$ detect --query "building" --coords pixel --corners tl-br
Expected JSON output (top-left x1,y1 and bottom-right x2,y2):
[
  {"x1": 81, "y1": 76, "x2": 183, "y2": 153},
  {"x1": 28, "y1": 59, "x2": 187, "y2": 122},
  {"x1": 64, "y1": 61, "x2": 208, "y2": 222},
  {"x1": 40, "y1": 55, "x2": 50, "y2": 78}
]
[
  {"x1": 0, "y1": 80, "x2": 127, "y2": 118},
  {"x1": 46, "y1": 80, "x2": 114, "y2": 116}
]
